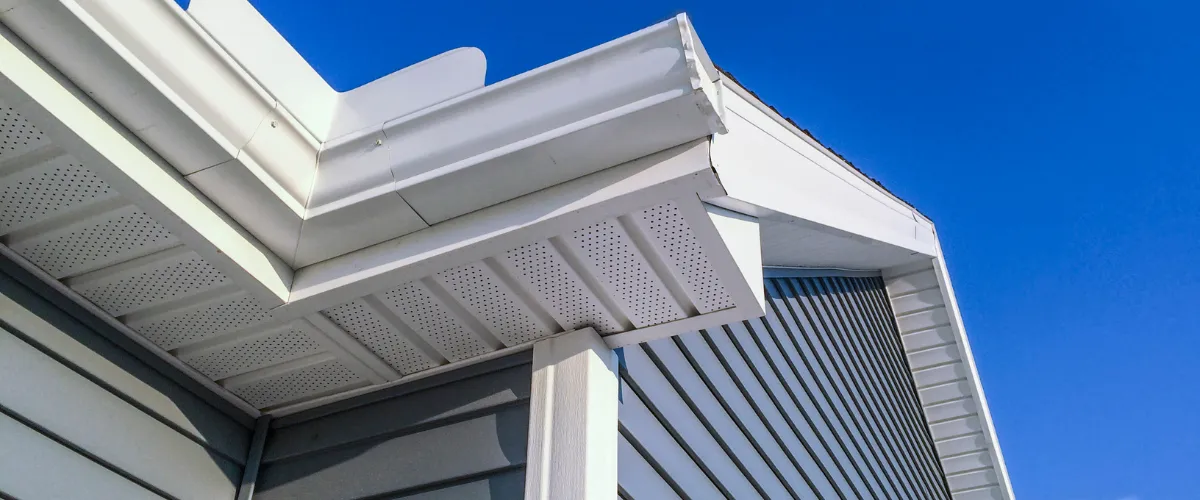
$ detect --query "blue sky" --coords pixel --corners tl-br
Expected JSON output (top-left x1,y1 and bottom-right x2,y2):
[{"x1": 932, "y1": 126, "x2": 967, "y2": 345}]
[{"x1": 228, "y1": 1, "x2": 1198, "y2": 497}]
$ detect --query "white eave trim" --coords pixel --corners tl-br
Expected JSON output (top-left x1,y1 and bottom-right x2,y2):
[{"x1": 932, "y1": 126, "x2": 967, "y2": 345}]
[
  {"x1": 0, "y1": 0, "x2": 734, "y2": 300},
  {"x1": 709, "y1": 77, "x2": 937, "y2": 258}
]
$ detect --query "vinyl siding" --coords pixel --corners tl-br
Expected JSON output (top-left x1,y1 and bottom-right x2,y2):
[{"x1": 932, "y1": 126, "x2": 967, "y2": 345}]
[
  {"x1": 0, "y1": 259, "x2": 252, "y2": 500},
  {"x1": 255, "y1": 353, "x2": 532, "y2": 500},
  {"x1": 617, "y1": 275, "x2": 951, "y2": 499}
]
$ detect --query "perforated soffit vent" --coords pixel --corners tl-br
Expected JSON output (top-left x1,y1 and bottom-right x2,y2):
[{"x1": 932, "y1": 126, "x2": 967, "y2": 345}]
[{"x1": 0, "y1": 101, "x2": 761, "y2": 412}]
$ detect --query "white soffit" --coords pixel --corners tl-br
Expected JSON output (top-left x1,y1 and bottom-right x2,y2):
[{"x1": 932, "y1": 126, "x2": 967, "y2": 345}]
[
  {"x1": 0, "y1": 79, "x2": 763, "y2": 413},
  {"x1": 883, "y1": 251, "x2": 1014, "y2": 500},
  {"x1": 710, "y1": 78, "x2": 938, "y2": 259}
]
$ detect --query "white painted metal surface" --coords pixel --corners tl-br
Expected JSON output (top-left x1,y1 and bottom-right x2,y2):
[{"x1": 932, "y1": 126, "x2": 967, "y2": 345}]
[
  {"x1": 711, "y1": 79, "x2": 937, "y2": 258},
  {"x1": 0, "y1": 0, "x2": 727, "y2": 270},
  {"x1": 524, "y1": 328, "x2": 619, "y2": 500},
  {"x1": 884, "y1": 251, "x2": 1014, "y2": 500}
]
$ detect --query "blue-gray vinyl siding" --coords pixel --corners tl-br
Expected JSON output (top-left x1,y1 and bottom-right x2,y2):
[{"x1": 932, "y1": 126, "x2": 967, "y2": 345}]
[
  {"x1": 617, "y1": 275, "x2": 951, "y2": 499},
  {"x1": 0, "y1": 258, "x2": 253, "y2": 500},
  {"x1": 254, "y1": 353, "x2": 533, "y2": 500}
]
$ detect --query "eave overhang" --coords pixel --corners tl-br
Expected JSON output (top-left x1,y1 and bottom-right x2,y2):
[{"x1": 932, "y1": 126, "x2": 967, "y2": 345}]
[{"x1": 0, "y1": 0, "x2": 766, "y2": 414}]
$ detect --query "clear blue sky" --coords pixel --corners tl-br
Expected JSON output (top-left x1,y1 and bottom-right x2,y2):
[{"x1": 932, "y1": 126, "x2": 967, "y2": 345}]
[{"x1": 214, "y1": 1, "x2": 1197, "y2": 497}]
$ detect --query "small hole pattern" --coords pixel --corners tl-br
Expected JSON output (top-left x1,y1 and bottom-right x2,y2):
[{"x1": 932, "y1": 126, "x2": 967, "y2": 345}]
[
  {"x1": 230, "y1": 358, "x2": 363, "y2": 409},
  {"x1": 182, "y1": 327, "x2": 325, "y2": 380},
  {"x1": 73, "y1": 253, "x2": 230, "y2": 317},
  {"x1": 11, "y1": 206, "x2": 179, "y2": 278},
  {"x1": 638, "y1": 202, "x2": 734, "y2": 313},
  {"x1": 435, "y1": 263, "x2": 550, "y2": 346},
  {"x1": 570, "y1": 219, "x2": 684, "y2": 327},
  {"x1": 128, "y1": 292, "x2": 273, "y2": 350},
  {"x1": 322, "y1": 300, "x2": 437, "y2": 374},
  {"x1": 0, "y1": 105, "x2": 46, "y2": 159},
  {"x1": 500, "y1": 240, "x2": 622, "y2": 334},
  {"x1": 380, "y1": 282, "x2": 491, "y2": 362},
  {"x1": 0, "y1": 157, "x2": 117, "y2": 232}
]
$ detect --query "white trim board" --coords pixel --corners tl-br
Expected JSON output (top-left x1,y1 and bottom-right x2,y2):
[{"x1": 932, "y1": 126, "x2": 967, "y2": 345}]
[{"x1": 883, "y1": 242, "x2": 1014, "y2": 500}]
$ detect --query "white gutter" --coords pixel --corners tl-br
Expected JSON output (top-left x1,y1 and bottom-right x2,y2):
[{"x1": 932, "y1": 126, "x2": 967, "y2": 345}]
[{"x1": 0, "y1": 0, "x2": 725, "y2": 269}]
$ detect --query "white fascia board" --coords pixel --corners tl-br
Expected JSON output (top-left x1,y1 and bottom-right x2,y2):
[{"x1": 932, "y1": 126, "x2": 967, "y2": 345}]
[
  {"x1": 0, "y1": 22, "x2": 292, "y2": 306},
  {"x1": 275, "y1": 139, "x2": 725, "y2": 319},
  {"x1": 710, "y1": 79, "x2": 937, "y2": 257}
]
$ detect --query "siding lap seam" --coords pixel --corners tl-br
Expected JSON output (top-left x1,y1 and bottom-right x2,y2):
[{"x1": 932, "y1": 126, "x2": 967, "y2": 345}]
[
  {"x1": 671, "y1": 336, "x2": 803, "y2": 500},
  {"x1": 695, "y1": 329, "x2": 819, "y2": 499},
  {"x1": 763, "y1": 280, "x2": 888, "y2": 498},
  {"x1": 825, "y1": 277, "x2": 948, "y2": 496},
  {"x1": 858, "y1": 278, "x2": 954, "y2": 498},
  {"x1": 0, "y1": 318, "x2": 246, "y2": 466},
  {"x1": 776, "y1": 279, "x2": 902, "y2": 498},
  {"x1": 619, "y1": 424, "x2": 691, "y2": 500},
  {"x1": 739, "y1": 318, "x2": 869, "y2": 500},
  {"x1": 619, "y1": 366, "x2": 735, "y2": 500},
  {"x1": 638, "y1": 344, "x2": 773, "y2": 499},
  {"x1": 0, "y1": 402, "x2": 173, "y2": 500},
  {"x1": 793, "y1": 278, "x2": 920, "y2": 498}
]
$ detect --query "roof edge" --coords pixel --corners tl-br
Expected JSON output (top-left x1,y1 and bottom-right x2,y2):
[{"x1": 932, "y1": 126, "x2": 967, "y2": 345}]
[{"x1": 718, "y1": 72, "x2": 933, "y2": 226}]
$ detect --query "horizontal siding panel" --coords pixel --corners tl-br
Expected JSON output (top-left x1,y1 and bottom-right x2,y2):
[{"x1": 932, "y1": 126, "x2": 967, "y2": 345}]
[
  {"x1": 895, "y1": 307, "x2": 951, "y2": 334},
  {"x1": 947, "y1": 469, "x2": 999, "y2": 492},
  {"x1": 0, "y1": 412, "x2": 158, "y2": 500},
  {"x1": 257, "y1": 405, "x2": 529, "y2": 500},
  {"x1": 641, "y1": 336, "x2": 793, "y2": 499},
  {"x1": 925, "y1": 398, "x2": 978, "y2": 423},
  {"x1": 618, "y1": 431, "x2": 682, "y2": 500},
  {"x1": 941, "y1": 451, "x2": 993, "y2": 475},
  {"x1": 618, "y1": 376, "x2": 723, "y2": 499},
  {"x1": 674, "y1": 331, "x2": 821, "y2": 498},
  {"x1": 749, "y1": 313, "x2": 876, "y2": 498},
  {"x1": 907, "y1": 344, "x2": 962, "y2": 370},
  {"x1": 0, "y1": 275, "x2": 250, "y2": 460},
  {"x1": 885, "y1": 269, "x2": 939, "y2": 296},
  {"x1": 913, "y1": 362, "x2": 970, "y2": 389},
  {"x1": 0, "y1": 330, "x2": 240, "y2": 499},
  {"x1": 265, "y1": 363, "x2": 532, "y2": 462},
  {"x1": 919, "y1": 380, "x2": 974, "y2": 406},
  {"x1": 953, "y1": 485, "x2": 1005, "y2": 500},
  {"x1": 930, "y1": 415, "x2": 984, "y2": 440},
  {"x1": 902, "y1": 325, "x2": 956, "y2": 352},
  {"x1": 260, "y1": 354, "x2": 531, "y2": 500},
  {"x1": 936, "y1": 433, "x2": 989, "y2": 458},
  {"x1": 620, "y1": 345, "x2": 760, "y2": 499},
  {"x1": 384, "y1": 468, "x2": 525, "y2": 500},
  {"x1": 620, "y1": 276, "x2": 952, "y2": 499},
  {"x1": 890, "y1": 288, "x2": 946, "y2": 316}
]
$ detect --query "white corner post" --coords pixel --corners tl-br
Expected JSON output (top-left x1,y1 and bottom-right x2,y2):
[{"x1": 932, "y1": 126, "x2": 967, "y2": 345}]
[{"x1": 524, "y1": 327, "x2": 619, "y2": 500}]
